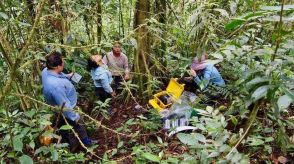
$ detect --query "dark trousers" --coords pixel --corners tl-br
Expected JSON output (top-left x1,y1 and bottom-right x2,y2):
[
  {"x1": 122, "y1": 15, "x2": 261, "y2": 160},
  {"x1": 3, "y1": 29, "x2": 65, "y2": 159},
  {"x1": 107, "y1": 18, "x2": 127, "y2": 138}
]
[
  {"x1": 112, "y1": 76, "x2": 123, "y2": 93},
  {"x1": 178, "y1": 77, "x2": 226, "y2": 105},
  {"x1": 95, "y1": 87, "x2": 112, "y2": 102},
  {"x1": 178, "y1": 77, "x2": 199, "y2": 92},
  {"x1": 52, "y1": 114, "x2": 88, "y2": 149}
]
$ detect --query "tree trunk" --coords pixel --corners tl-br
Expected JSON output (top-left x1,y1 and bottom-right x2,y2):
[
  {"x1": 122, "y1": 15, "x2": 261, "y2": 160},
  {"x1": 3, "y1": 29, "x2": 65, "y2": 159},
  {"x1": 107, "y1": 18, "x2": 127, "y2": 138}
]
[
  {"x1": 155, "y1": 0, "x2": 167, "y2": 66},
  {"x1": 26, "y1": 0, "x2": 35, "y2": 22},
  {"x1": 97, "y1": 0, "x2": 102, "y2": 44},
  {"x1": 133, "y1": 0, "x2": 151, "y2": 96},
  {"x1": 119, "y1": 0, "x2": 125, "y2": 37}
]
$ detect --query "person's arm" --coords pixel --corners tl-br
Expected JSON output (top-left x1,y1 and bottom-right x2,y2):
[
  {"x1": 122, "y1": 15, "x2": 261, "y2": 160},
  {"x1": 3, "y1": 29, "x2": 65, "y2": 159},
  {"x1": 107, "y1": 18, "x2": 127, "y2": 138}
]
[
  {"x1": 123, "y1": 55, "x2": 130, "y2": 80},
  {"x1": 66, "y1": 72, "x2": 74, "y2": 79},
  {"x1": 51, "y1": 87, "x2": 79, "y2": 121},
  {"x1": 102, "y1": 55, "x2": 108, "y2": 65},
  {"x1": 192, "y1": 69, "x2": 212, "y2": 90}
]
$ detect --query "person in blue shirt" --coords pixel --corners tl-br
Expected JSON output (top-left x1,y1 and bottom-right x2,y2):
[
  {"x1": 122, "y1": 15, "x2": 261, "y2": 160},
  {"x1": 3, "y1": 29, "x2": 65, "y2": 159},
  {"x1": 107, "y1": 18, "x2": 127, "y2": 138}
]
[
  {"x1": 88, "y1": 54, "x2": 116, "y2": 103},
  {"x1": 179, "y1": 54, "x2": 225, "y2": 93},
  {"x1": 42, "y1": 51, "x2": 97, "y2": 148},
  {"x1": 189, "y1": 54, "x2": 225, "y2": 90}
]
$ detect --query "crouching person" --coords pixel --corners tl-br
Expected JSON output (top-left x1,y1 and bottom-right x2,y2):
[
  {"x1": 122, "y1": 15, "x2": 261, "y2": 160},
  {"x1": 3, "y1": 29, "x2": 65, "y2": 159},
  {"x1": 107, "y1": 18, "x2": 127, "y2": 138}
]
[
  {"x1": 180, "y1": 53, "x2": 226, "y2": 104},
  {"x1": 88, "y1": 54, "x2": 116, "y2": 114},
  {"x1": 189, "y1": 54, "x2": 225, "y2": 89},
  {"x1": 41, "y1": 51, "x2": 97, "y2": 150}
]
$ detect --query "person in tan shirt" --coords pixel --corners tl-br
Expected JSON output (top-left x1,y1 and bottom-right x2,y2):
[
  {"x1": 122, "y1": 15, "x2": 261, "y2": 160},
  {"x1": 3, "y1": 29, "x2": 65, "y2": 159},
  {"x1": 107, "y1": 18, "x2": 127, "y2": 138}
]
[{"x1": 102, "y1": 42, "x2": 130, "y2": 92}]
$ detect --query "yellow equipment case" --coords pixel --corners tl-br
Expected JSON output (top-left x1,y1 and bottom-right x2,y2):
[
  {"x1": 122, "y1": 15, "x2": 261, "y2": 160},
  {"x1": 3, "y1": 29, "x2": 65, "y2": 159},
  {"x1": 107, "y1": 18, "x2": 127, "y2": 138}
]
[{"x1": 149, "y1": 78, "x2": 184, "y2": 112}]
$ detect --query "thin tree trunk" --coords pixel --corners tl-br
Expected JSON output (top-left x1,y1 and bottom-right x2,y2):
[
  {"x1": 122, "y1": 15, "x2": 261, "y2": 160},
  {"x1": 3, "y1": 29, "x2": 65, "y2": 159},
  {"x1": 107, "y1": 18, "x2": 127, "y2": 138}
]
[
  {"x1": 133, "y1": 0, "x2": 151, "y2": 96},
  {"x1": 272, "y1": 0, "x2": 285, "y2": 61},
  {"x1": 97, "y1": 0, "x2": 102, "y2": 44},
  {"x1": 155, "y1": 0, "x2": 167, "y2": 66},
  {"x1": 26, "y1": 0, "x2": 35, "y2": 21},
  {"x1": 119, "y1": 0, "x2": 125, "y2": 37},
  {"x1": 84, "y1": 15, "x2": 91, "y2": 42}
]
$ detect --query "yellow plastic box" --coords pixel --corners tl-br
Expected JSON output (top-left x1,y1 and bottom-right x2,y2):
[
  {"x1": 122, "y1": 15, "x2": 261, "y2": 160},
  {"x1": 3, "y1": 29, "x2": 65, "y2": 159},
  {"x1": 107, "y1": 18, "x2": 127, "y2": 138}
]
[{"x1": 149, "y1": 78, "x2": 184, "y2": 112}]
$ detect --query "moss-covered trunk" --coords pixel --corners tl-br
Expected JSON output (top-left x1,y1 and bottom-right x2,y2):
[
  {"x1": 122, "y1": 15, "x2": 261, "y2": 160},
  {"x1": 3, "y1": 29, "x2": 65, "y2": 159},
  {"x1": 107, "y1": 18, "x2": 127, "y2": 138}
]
[{"x1": 133, "y1": 0, "x2": 151, "y2": 97}]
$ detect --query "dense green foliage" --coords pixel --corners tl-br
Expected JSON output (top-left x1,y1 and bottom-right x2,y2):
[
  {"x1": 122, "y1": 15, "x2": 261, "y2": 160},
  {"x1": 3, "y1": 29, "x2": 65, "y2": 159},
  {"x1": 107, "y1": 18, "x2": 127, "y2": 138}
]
[{"x1": 0, "y1": 0, "x2": 293, "y2": 163}]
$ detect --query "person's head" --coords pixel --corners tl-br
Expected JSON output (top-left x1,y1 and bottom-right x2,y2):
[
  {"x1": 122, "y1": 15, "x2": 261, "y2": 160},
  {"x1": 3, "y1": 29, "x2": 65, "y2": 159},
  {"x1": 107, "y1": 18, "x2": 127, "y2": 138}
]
[
  {"x1": 190, "y1": 53, "x2": 208, "y2": 71},
  {"x1": 112, "y1": 41, "x2": 122, "y2": 56},
  {"x1": 87, "y1": 54, "x2": 103, "y2": 71},
  {"x1": 46, "y1": 51, "x2": 64, "y2": 73}
]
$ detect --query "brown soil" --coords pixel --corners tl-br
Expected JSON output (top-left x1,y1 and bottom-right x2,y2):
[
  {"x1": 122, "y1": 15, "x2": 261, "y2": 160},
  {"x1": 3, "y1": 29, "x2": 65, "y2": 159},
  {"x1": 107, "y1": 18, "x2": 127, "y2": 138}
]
[{"x1": 86, "y1": 100, "x2": 163, "y2": 163}]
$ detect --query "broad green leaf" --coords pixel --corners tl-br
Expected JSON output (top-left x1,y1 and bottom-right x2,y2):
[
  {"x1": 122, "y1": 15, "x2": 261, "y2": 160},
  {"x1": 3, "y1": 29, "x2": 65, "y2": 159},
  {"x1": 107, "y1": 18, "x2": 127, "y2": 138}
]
[
  {"x1": 24, "y1": 110, "x2": 35, "y2": 118},
  {"x1": 225, "y1": 19, "x2": 244, "y2": 31},
  {"x1": 35, "y1": 146, "x2": 48, "y2": 155},
  {"x1": 159, "y1": 151, "x2": 164, "y2": 158},
  {"x1": 230, "y1": 1, "x2": 237, "y2": 15},
  {"x1": 243, "y1": 11, "x2": 269, "y2": 19},
  {"x1": 248, "y1": 138, "x2": 264, "y2": 146},
  {"x1": 142, "y1": 152, "x2": 161, "y2": 163},
  {"x1": 213, "y1": 9, "x2": 229, "y2": 17},
  {"x1": 260, "y1": 5, "x2": 294, "y2": 11},
  {"x1": 265, "y1": 137, "x2": 274, "y2": 142},
  {"x1": 282, "y1": 40, "x2": 294, "y2": 49},
  {"x1": 157, "y1": 136, "x2": 163, "y2": 144},
  {"x1": 167, "y1": 157, "x2": 179, "y2": 163},
  {"x1": 117, "y1": 141, "x2": 124, "y2": 148},
  {"x1": 277, "y1": 95, "x2": 292, "y2": 110},
  {"x1": 13, "y1": 136, "x2": 23, "y2": 152},
  {"x1": 0, "y1": 12, "x2": 8, "y2": 19},
  {"x1": 219, "y1": 144, "x2": 230, "y2": 152},
  {"x1": 111, "y1": 148, "x2": 117, "y2": 156},
  {"x1": 230, "y1": 115, "x2": 238, "y2": 126},
  {"x1": 19, "y1": 21, "x2": 32, "y2": 27},
  {"x1": 51, "y1": 149, "x2": 58, "y2": 161},
  {"x1": 29, "y1": 141, "x2": 35, "y2": 149},
  {"x1": 8, "y1": 151, "x2": 16, "y2": 158},
  {"x1": 59, "y1": 125, "x2": 72, "y2": 130},
  {"x1": 207, "y1": 152, "x2": 220, "y2": 158},
  {"x1": 194, "y1": 133, "x2": 206, "y2": 143},
  {"x1": 19, "y1": 155, "x2": 33, "y2": 164},
  {"x1": 263, "y1": 16, "x2": 294, "y2": 22},
  {"x1": 40, "y1": 119, "x2": 52, "y2": 126},
  {"x1": 177, "y1": 133, "x2": 198, "y2": 146},
  {"x1": 251, "y1": 85, "x2": 270, "y2": 101},
  {"x1": 206, "y1": 106, "x2": 213, "y2": 113},
  {"x1": 225, "y1": 11, "x2": 268, "y2": 31},
  {"x1": 210, "y1": 53, "x2": 223, "y2": 60},
  {"x1": 246, "y1": 77, "x2": 268, "y2": 88},
  {"x1": 283, "y1": 89, "x2": 294, "y2": 101}
]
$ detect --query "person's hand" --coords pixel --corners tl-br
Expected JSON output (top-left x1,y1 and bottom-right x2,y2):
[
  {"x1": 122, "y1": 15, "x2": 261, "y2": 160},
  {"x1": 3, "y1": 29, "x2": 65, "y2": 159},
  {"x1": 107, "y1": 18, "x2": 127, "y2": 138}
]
[
  {"x1": 111, "y1": 92, "x2": 116, "y2": 97},
  {"x1": 68, "y1": 72, "x2": 74, "y2": 79},
  {"x1": 189, "y1": 69, "x2": 197, "y2": 77},
  {"x1": 184, "y1": 77, "x2": 193, "y2": 80},
  {"x1": 124, "y1": 74, "x2": 130, "y2": 81}
]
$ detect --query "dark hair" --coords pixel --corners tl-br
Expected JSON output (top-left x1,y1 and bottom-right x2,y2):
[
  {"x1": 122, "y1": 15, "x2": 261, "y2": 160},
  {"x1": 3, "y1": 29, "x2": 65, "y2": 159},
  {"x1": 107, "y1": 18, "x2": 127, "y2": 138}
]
[
  {"x1": 46, "y1": 51, "x2": 63, "y2": 69},
  {"x1": 87, "y1": 58, "x2": 99, "y2": 71}
]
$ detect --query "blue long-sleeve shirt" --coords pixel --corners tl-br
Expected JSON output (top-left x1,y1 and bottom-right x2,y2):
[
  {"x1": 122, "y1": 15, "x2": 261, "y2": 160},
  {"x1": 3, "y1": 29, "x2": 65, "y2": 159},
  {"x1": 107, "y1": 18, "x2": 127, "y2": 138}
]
[
  {"x1": 193, "y1": 64, "x2": 225, "y2": 89},
  {"x1": 90, "y1": 66, "x2": 113, "y2": 93},
  {"x1": 41, "y1": 68, "x2": 80, "y2": 121}
]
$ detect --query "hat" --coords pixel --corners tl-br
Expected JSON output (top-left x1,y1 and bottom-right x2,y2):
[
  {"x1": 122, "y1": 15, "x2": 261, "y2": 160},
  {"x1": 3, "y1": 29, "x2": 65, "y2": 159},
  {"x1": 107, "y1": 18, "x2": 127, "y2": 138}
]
[{"x1": 190, "y1": 55, "x2": 207, "y2": 71}]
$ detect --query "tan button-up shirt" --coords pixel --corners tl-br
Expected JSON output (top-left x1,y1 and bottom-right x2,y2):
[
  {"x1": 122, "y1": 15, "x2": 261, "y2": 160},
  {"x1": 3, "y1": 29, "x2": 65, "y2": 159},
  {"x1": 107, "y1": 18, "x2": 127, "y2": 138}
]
[{"x1": 102, "y1": 51, "x2": 129, "y2": 76}]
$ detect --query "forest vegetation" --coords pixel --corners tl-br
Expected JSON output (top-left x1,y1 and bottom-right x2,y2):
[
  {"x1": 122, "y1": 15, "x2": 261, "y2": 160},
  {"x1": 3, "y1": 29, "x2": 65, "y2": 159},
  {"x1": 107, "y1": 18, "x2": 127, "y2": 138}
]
[{"x1": 0, "y1": 0, "x2": 294, "y2": 163}]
